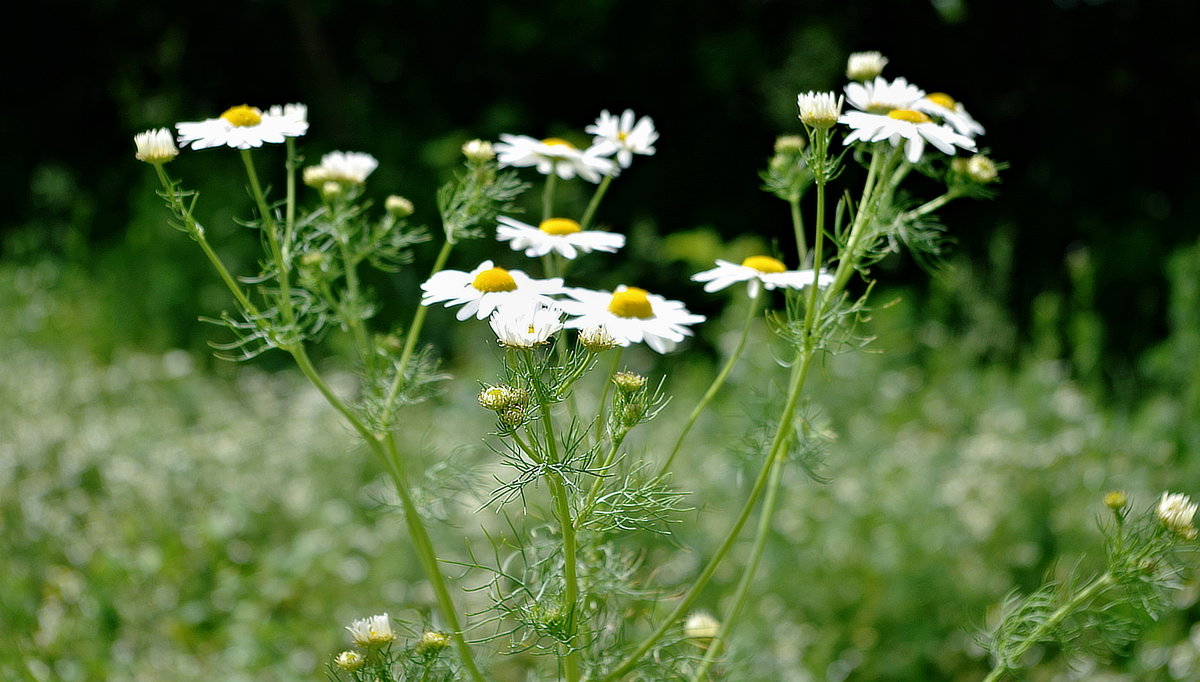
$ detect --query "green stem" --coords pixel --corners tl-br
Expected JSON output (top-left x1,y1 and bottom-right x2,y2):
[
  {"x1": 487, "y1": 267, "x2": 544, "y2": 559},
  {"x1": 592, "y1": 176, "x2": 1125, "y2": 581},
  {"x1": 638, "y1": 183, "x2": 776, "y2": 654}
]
[
  {"x1": 593, "y1": 348, "x2": 623, "y2": 443},
  {"x1": 660, "y1": 288, "x2": 763, "y2": 477},
  {"x1": 537, "y1": 397, "x2": 582, "y2": 682},
  {"x1": 790, "y1": 193, "x2": 807, "y2": 267},
  {"x1": 385, "y1": 239, "x2": 455, "y2": 418},
  {"x1": 579, "y1": 174, "x2": 614, "y2": 231},
  {"x1": 240, "y1": 150, "x2": 297, "y2": 330},
  {"x1": 828, "y1": 146, "x2": 888, "y2": 295},
  {"x1": 576, "y1": 432, "x2": 629, "y2": 531},
  {"x1": 336, "y1": 232, "x2": 374, "y2": 371},
  {"x1": 981, "y1": 573, "x2": 1116, "y2": 682},
  {"x1": 902, "y1": 191, "x2": 959, "y2": 222},
  {"x1": 285, "y1": 138, "x2": 298, "y2": 252},
  {"x1": 543, "y1": 172, "x2": 558, "y2": 221}
]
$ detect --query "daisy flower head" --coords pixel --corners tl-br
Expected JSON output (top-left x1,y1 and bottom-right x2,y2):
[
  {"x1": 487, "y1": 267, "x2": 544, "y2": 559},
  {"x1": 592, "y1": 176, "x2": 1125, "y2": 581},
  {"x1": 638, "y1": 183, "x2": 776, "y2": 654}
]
[
  {"x1": 846, "y1": 51, "x2": 889, "y2": 81},
  {"x1": 844, "y1": 76, "x2": 925, "y2": 115},
  {"x1": 585, "y1": 109, "x2": 658, "y2": 168},
  {"x1": 133, "y1": 128, "x2": 179, "y2": 164},
  {"x1": 797, "y1": 91, "x2": 843, "y2": 129},
  {"x1": 560, "y1": 285, "x2": 704, "y2": 354},
  {"x1": 496, "y1": 216, "x2": 625, "y2": 259},
  {"x1": 175, "y1": 103, "x2": 309, "y2": 150},
  {"x1": 303, "y1": 151, "x2": 379, "y2": 187},
  {"x1": 489, "y1": 300, "x2": 564, "y2": 349},
  {"x1": 494, "y1": 134, "x2": 616, "y2": 183},
  {"x1": 841, "y1": 109, "x2": 976, "y2": 163},
  {"x1": 346, "y1": 613, "x2": 396, "y2": 647},
  {"x1": 692, "y1": 256, "x2": 835, "y2": 298},
  {"x1": 913, "y1": 92, "x2": 986, "y2": 138},
  {"x1": 1157, "y1": 492, "x2": 1198, "y2": 539},
  {"x1": 420, "y1": 260, "x2": 565, "y2": 321}
]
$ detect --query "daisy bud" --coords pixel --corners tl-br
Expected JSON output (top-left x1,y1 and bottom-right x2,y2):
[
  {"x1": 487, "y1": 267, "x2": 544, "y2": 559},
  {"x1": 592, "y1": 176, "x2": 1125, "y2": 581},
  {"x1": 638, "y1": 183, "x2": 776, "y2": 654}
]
[
  {"x1": 846, "y1": 51, "x2": 888, "y2": 81},
  {"x1": 966, "y1": 154, "x2": 999, "y2": 184},
  {"x1": 386, "y1": 195, "x2": 415, "y2": 218},
  {"x1": 334, "y1": 650, "x2": 365, "y2": 671},
  {"x1": 302, "y1": 165, "x2": 332, "y2": 188},
  {"x1": 133, "y1": 128, "x2": 179, "y2": 164},
  {"x1": 1103, "y1": 490, "x2": 1127, "y2": 512},
  {"x1": 499, "y1": 405, "x2": 527, "y2": 428},
  {"x1": 684, "y1": 611, "x2": 721, "y2": 648},
  {"x1": 462, "y1": 139, "x2": 495, "y2": 163},
  {"x1": 415, "y1": 631, "x2": 451, "y2": 656},
  {"x1": 346, "y1": 613, "x2": 397, "y2": 647},
  {"x1": 579, "y1": 326, "x2": 618, "y2": 353},
  {"x1": 612, "y1": 371, "x2": 647, "y2": 393},
  {"x1": 774, "y1": 135, "x2": 806, "y2": 154},
  {"x1": 478, "y1": 385, "x2": 522, "y2": 411},
  {"x1": 1157, "y1": 492, "x2": 1198, "y2": 540},
  {"x1": 797, "y1": 91, "x2": 843, "y2": 129}
]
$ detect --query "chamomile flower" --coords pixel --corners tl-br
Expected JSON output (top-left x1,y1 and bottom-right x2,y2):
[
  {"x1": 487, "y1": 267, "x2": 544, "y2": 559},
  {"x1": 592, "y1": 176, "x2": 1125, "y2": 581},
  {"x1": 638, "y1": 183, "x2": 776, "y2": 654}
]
[
  {"x1": 797, "y1": 91, "x2": 844, "y2": 129},
  {"x1": 420, "y1": 260, "x2": 565, "y2": 321},
  {"x1": 560, "y1": 285, "x2": 704, "y2": 354},
  {"x1": 844, "y1": 76, "x2": 925, "y2": 115},
  {"x1": 345, "y1": 613, "x2": 396, "y2": 646},
  {"x1": 691, "y1": 256, "x2": 835, "y2": 297},
  {"x1": 585, "y1": 109, "x2": 658, "y2": 168},
  {"x1": 496, "y1": 216, "x2": 625, "y2": 259},
  {"x1": 913, "y1": 92, "x2": 986, "y2": 138},
  {"x1": 133, "y1": 128, "x2": 179, "y2": 164},
  {"x1": 302, "y1": 151, "x2": 379, "y2": 187},
  {"x1": 1157, "y1": 492, "x2": 1198, "y2": 539},
  {"x1": 846, "y1": 51, "x2": 889, "y2": 81},
  {"x1": 489, "y1": 301, "x2": 564, "y2": 348},
  {"x1": 494, "y1": 134, "x2": 615, "y2": 182},
  {"x1": 175, "y1": 104, "x2": 309, "y2": 150},
  {"x1": 841, "y1": 109, "x2": 976, "y2": 163}
]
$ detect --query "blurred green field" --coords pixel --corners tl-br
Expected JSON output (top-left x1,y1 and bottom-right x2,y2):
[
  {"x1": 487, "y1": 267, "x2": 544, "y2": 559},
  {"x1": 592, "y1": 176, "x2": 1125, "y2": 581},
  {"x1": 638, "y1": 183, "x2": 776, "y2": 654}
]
[{"x1": 3, "y1": 225, "x2": 1198, "y2": 681}]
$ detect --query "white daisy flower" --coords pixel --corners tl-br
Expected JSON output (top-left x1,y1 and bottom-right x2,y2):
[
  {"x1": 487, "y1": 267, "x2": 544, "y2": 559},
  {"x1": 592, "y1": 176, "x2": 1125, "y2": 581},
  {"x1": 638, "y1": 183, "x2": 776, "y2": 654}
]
[
  {"x1": 846, "y1": 51, "x2": 889, "y2": 81},
  {"x1": 489, "y1": 300, "x2": 564, "y2": 348},
  {"x1": 496, "y1": 216, "x2": 625, "y2": 259},
  {"x1": 560, "y1": 285, "x2": 704, "y2": 354},
  {"x1": 844, "y1": 76, "x2": 925, "y2": 115},
  {"x1": 303, "y1": 151, "x2": 379, "y2": 186},
  {"x1": 420, "y1": 260, "x2": 565, "y2": 321},
  {"x1": 913, "y1": 92, "x2": 986, "y2": 138},
  {"x1": 691, "y1": 256, "x2": 835, "y2": 297},
  {"x1": 345, "y1": 613, "x2": 396, "y2": 646},
  {"x1": 797, "y1": 91, "x2": 843, "y2": 129},
  {"x1": 133, "y1": 128, "x2": 179, "y2": 164},
  {"x1": 841, "y1": 109, "x2": 976, "y2": 163},
  {"x1": 494, "y1": 134, "x2": 616, "y2": 182},
  {"x1": 585, "y1": 109, "x2": 658, "y2": 168},
  {"x1": 1158, "y1": 492, "x2": 1198, "y2": 539},
  {"x1": 175, "y1": 104, "x2": 309, "y2": 150}
]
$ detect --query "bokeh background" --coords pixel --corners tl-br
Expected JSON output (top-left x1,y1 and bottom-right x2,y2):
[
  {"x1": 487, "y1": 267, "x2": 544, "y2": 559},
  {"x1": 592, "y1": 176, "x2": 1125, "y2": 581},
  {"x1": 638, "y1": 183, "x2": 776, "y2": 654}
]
[{"x1": 4, "y1": 0, "x2": 1200, "y2": 680}]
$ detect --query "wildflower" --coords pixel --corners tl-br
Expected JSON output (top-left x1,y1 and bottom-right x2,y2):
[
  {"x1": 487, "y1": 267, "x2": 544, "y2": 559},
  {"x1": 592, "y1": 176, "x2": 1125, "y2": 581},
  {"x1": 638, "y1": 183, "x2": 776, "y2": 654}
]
[
  {"x1": 692, "y1": 256, "x2": 834, "y2": 298},
  {"x1": 585, "y1": 109, "x2": 658, "y2": 168},
  {"x1": 684, "y1": 611, "x2": 721, "y2": 646},
  {"x1": 415, "y1": 631, "x2": 451, "y2": 656},
  {"x1": 841, "y1": 109, "x2": 976, "y2": 163},
  {"x1": 965, "y1": 154, "x2": 999, "y2": 183},
  {"x1": 1157, "y1": 492, "x2": 1198, "y2": 539},
  {"x1": 914, "y1": 92, "x2": 986, "y2": 138},
  {"x1": 462, "y1": 139, "x2": 495, "y2": 162},
  {"x1": 489, "y1": 301, "x2": 564, "y2": 348},
  {"x1": 302, "y1": 151, "x2": 379, "y2": 187},
  {"x1": 496, "y1": 216, "x2": 625, "y2": 260},
  {"x1": 133, "y1": 128, "x2": 179, "y2": 164},
  {"x1": 478, "y1": 384, "x2": 525, "y2": 411},
  {"x1": 346, "y1": 613, "x2": 397, "y2": 646},
  {"x1": 333, "y1": 650, "x2": 365, "y2": 671},
  {"x1": 1103, "y1": 490, "x2": 1128, "y2": 511},
  {"x1": 612, "y1": 371, "x2": 647, "y2": 393},
  {"x1": 578, "y1": 326, "x2": 619, "y2": 352},
  {"x1": 846, "y1": 51, "x2": 888, "y2": 81},
  {"x1": 560, "y1": 285, "x2": 704, "y2": 354},
  {"x1": 385, "y1": 195, "x2": 415, "y2": 218},
  {"x1": 495, "y1": 134, "x2": 615, "y2": 182},
  {"x1": 175, "y1": 103, "x2": 308, "y2": 150},
  {"x1": 797, "y1": 92, "x2": 843, "y2": 129},
  {"x1": 420, "y1": 260, "x2": 565, "y2": 321},
  {"x1": 844, "y1": 76, "x2": 925, "y2": 115}
]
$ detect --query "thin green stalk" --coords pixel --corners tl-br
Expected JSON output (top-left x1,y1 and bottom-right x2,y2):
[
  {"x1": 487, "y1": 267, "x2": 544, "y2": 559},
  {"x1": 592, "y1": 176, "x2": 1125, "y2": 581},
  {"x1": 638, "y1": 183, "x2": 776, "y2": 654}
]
[
  {"x1": 660, "y1": 288, "x2": 763, "y2": 477},
  {"x1": 240, "y1": 150, "x2": 298, "y2": 329},
  {"x1": 285, "y1": 139, "x2": 298, "y2": 252},
  {"x1": 902, "y1": 190, "x2": 959, "y2": 222},
  {"x1": 828, "y1": 147, "x2": 888, "y2": 294},
  {"x1": 981, "y1": 573, "x2": 1116, "y2": 682},
  {"x1": 576, "y1": 432, "x2": 629, "y2": 530},
  {"x1": 790, "y1": 194, "x2": 807, "y2": 266},
  {"x1": 385, "y1": 239, "x2": 455, "y2": 419},
  {"x1": 579, "y1": 174, "x2": 614, "y2": 231},
  {"x1": 537, "y1": 397, "x2": 582, "y2": 682},
  {"x1": 593, "y1": 349, "x2": 623, "y2": 443},
  {"x1": 335, "y1": 233, "x2": 375, "y2": 371},
  {"x1": 543, "y1": 172, "x2": 558, "y2": 221}
]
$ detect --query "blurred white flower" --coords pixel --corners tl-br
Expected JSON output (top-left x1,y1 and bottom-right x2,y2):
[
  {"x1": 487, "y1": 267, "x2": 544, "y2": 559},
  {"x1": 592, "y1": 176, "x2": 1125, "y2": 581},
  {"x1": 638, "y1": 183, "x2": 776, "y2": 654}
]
[
  {"x1": 133, "y1": 128, "x2": 179, "y2": 164},
  {"x1": 345, "y1": 613, "x2": 396, "y2": 646},
  {"x1": 841, "y1": 109, "x2": 976, "y2": 163},
  {"x1": 333, "y1": 650, "x2": 365, "y2": 670},
  {"x1": 495, "y1": 134, "x2": 615, "y2": 182},
  {"x1": 496, "y1": 216, "x2": 625, "y2": 259},
  {"x1": 684, "y1": 611, "x2": 721, "y2": 641},
  {"x1": 176, "y1": 104, "x2": 308, "y2": 150},
  {"x1": 420, "y1": 260, "x2": 565, "y2": 321},
  {"x1": 844, "y1": 76, "x2": 924, "y2": 114},
  {"x1": 560, "y1": 285, "x2": 704, "y2": 354},
  {"x1": 1158, "y1": 492, "x2": 1198, "y2": 539},
  {"x1": 489, "y1": 301, "x2": 564, "y2": 348},
  {"x1": 692, "y1": 256, "x2": 834, "y2": 297},
  {"x1": 914, "y1": 92, "x2": 986, "y2": 138},
  {"x1": 303, "y1": 151, "x2": 379, "y2": 186},
  {"x1": 462, "y1": 138, "x2": 495, "y2": 162},
  {"x1": 586, "y1": 109, "x2": 658, "y2": 168},
  {"x1": 846, "y1": 51, "x2": 889, "y2": 81}
]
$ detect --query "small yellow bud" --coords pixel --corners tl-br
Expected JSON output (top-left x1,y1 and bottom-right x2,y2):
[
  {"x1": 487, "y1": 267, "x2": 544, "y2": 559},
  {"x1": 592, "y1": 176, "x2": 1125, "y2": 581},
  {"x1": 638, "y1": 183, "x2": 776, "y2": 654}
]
[
  {"x1": 478, "y1": 385, "x2": 522, "y2": 411},
  {"x1": 1103, "y1": 490, "x2": 1127, "y2": 511},
  {"x1": 415, "y1": 630, "x2": 451, "y2": 656},
  {"x1": 612, "y1": 371, "x2": 647, "y2": 393},
  {"x1": 966, "y1": 154, "x2": 999, "y2": 184},
  {"x1": 462, "y1": 139, "x2": 495, "y2": 163},
  {"x1": 300, "y1": 251, "x2": 325, "y2": 268},
  {"x1": 499, "y1": 405, "x2": 527, "y2": 428},
  {"x1": 333, "y1": 650, "x2": 365, "y2": 671},
  {"x1": 385, "y1": 195, "x2": 415, "y2": 218}
]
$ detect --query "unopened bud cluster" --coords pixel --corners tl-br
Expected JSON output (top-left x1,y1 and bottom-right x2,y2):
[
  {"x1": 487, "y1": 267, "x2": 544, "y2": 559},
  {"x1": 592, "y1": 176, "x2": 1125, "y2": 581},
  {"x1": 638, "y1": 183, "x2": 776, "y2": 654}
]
[{"x1": 478, "y1": 384, "x2": 527, "y2": 411}]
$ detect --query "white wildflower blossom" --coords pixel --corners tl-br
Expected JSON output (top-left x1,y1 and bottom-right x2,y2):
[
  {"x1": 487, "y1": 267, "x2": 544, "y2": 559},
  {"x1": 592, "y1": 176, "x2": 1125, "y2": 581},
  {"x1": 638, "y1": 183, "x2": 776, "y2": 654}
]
[
  {"x1": 1158, "y1": 492, "x2": 1198, "y2": 539},
  {"x1": 797, "y1": 91, "x2": 844, "y2": 129},
  {"x1": 844, "y1": 76, "x2": 925, "y2": 115},
  {"x1": 420, "y1": 260, "x2": 565, "y2": 321},
  {"x1": 345, "y1": 613, "x2": 396, "y2": 646},
  {"x1": 914, "y1": 92, "x2": 986, "y2": 138},
  {"x1": 585, "y1": 109, "x2": 658, "y2": 168},
  {"x1": 489, "y1": 301, "x2": 564, "y2": 348},
  {"x1": 133, "y1": 128, "x2": 179, "y2": 164},
  {"x1": 841, "y1": 109, "x2": 976, "y2": 163},
  {"x1": 302, "y1": 151, "x2": 379, "y2": 187},
  {"x1": 560, "y1": 285, "x2": 704, "y2": 354},
  {"x1": 175, "y1": 103, "x2": 308, "y2": 150},
  {"x1": 692, "y1": 256, "x2": 834, "y2": 298},
  {"x1": 494, "y1": 134, "x2": 616, "y2": 182},
  {"x1": 496, "y1": 216, "x2": 625, "y2": 259},
  {"x1": 846, "y1": 51, "x2": 889, "y2": 81}
]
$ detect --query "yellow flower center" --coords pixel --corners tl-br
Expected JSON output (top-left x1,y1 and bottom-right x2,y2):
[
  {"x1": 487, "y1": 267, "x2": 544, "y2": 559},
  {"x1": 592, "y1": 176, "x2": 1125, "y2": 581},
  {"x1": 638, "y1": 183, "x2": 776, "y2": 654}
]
[
  {"x1": 471, "y1": 267, "x2": 518, "y2": 292},
  {"x1": 741, "y1": 255, "x2": 786, "y2": 273},
  {"x1": 887, "y1": 109, "x2": 932, "y2": 124},
  {"x1": 607, "y1": 287, "x2": 654, "y2": 319},
  {"x1": 539, "y1": 218, "x2": 582, "y2": 235},
  {"x1": 617, "y1": 131, "x2": 629, "y2": 142},
  {"x1": 925, "y1": 92, "x2": 957, "y2": 109},
  {"x1": 541, "y1": 137, "x2": 575, "y2": 149},
  {"x1": 220, "y1": 105, "x2": 263, "y2": 127}
]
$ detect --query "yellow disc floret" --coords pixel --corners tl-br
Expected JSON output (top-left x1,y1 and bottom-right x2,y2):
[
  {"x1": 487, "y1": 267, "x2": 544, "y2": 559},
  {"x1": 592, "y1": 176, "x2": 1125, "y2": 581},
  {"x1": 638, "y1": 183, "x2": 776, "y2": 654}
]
[
  {"x1": 471, "y1": 267, "x2": 518, "y2": 292},
  {"x1": 608, "y1": 287, "x2": 654, "y2": 319},
  {"x1": 741, "y1": 255, "x2": 787, "y2": 274},
  {"x1": 220, "y1": 105, "x2": 263, "y2": 127},
  {"x1": 925, "y1": 92, "x2": 957, "y2": 110},
  {"x1": 539, "y1": 218, "x2": 583, "y2": 235},
  {"x1": 541, "y1": 137, "x2": 576, "y2": 149},
  {"x1": 887, "y1": 109, "x2": 932, "y2": 124}
]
